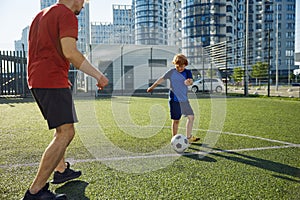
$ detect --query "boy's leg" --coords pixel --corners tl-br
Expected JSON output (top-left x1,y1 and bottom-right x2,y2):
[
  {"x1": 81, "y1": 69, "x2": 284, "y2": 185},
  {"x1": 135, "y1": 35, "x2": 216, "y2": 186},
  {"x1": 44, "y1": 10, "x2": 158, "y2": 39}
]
[
  {"x1": 172, "y1": 119, "x2": 180, "y2": 136},
  {"x1": 28, "y1": 123, "x2": 75, "y2": 194},
  {"x1": 186, "y1": 114, "x2": 194, "y2": 138},
  {"x1": 170, "y1": 101, "x2": 181, "y2": 137}
]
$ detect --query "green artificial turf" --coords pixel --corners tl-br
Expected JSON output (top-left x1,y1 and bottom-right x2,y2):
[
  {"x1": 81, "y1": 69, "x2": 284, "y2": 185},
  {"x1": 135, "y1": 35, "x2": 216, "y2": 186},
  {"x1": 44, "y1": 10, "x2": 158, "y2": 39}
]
[{"x1": 0, "y1": 96, "x2": 299, "y2": 199}]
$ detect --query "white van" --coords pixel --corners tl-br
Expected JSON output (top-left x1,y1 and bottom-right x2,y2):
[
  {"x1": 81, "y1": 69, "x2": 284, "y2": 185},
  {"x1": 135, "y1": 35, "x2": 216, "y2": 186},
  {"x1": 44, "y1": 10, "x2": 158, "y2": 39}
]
[{"x1": 191, "y1": 78, "x2": 225, "y2": 93}]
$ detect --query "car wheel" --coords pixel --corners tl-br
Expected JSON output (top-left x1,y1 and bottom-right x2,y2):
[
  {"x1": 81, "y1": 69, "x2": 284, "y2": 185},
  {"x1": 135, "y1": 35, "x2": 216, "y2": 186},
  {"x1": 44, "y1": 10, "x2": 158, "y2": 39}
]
[
  {"x1": 191, "y1": 86, "x2": 198, "y2": 93},
  {"x1": 215, "y1": 86, "x2": 222, "y2": 93}
]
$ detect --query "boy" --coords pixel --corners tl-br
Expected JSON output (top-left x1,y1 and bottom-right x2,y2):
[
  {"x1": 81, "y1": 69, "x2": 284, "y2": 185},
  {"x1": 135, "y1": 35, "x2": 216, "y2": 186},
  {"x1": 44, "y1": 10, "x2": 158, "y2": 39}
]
[{"x1": 147, "y1": 54, "x2": 200, "y2": 143}]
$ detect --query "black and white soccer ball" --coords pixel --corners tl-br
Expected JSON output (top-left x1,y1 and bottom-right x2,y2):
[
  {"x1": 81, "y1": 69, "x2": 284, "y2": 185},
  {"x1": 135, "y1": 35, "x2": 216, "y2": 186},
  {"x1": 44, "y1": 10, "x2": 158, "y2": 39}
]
[{"x1": 170, "y1": 134, "x2": 189, "y2": 153}]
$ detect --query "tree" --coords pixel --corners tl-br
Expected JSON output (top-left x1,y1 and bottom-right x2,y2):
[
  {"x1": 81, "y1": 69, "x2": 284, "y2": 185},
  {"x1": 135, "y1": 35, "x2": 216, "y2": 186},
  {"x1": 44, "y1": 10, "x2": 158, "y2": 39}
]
[
  {"x1": 251, "y1": 62, "x2": 268, "y2": 87},
  {"x1": 232, "y1": 67, "x2": 244, "y2": 86}
]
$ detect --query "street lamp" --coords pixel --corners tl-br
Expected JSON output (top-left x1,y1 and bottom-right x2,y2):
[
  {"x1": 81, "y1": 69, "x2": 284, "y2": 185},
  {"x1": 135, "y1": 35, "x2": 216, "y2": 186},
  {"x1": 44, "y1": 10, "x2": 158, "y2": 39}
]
[
  {"x1": 121, "y1": 45, "x2": 124, "y2": 95},
  {"x1": 267, "y1": 29, "x2": 271, "y2": 97},
  {"x1": 244, "y1": 0, "x2": 250, "y2": 96}
]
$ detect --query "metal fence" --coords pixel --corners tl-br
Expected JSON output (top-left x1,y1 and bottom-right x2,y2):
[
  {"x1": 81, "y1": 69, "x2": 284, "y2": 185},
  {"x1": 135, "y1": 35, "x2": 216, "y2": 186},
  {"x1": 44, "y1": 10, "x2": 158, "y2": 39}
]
[{"x1": 0, "y1": 50, "x2": 29, "y2": 97}]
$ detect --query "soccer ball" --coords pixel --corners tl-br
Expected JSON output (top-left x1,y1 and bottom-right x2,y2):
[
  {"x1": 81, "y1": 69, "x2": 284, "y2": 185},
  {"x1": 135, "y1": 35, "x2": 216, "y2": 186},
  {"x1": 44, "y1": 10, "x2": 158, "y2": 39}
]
[{"x1": 170, "y1": 134, "x2": 189, "y2": 153}]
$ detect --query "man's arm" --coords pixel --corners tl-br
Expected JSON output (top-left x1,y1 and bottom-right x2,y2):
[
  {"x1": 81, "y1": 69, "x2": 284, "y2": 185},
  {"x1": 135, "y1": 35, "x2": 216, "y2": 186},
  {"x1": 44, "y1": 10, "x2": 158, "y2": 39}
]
[
  {"x1": 147, "y1": 77, "x2": 165, "y2": 93},
  {"x1": 61, "y1": 37, "x2": 108, "y2": 90}
]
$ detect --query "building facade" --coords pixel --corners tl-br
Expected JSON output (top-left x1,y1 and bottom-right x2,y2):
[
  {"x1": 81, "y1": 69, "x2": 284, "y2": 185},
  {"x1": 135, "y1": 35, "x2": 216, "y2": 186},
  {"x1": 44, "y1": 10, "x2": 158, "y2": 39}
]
[
  {"x1": 14, "y1": 26, "x2": 30, "y2": 51},
  {"x1": 166, "y1": 0, "x2": 182, "y2": 47},
  {"x1": 133, "y1": 0, "x2": 168, "y2": 45},
  {"x1": 113, "y1": 4, "x2": 134, "y2": 44},
  {"x1": 237, "y1": 0, "x2": 296, "y2": 79},
  {"x1": 180, "y1": 0, "x2": 237, "y2": 67},
  {"x1": 91, "y1": 4, "x2": 134, "y2": 45},
  {"x1": 91, "y1": 22, "x2": 114, "y2": 44}
]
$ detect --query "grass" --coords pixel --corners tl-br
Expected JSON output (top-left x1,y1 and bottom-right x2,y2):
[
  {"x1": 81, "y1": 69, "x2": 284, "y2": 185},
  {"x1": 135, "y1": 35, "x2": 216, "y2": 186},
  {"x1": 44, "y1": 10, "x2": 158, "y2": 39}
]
[{"x1": 0, "y1": 96, "x2": 299, "y2": 199}]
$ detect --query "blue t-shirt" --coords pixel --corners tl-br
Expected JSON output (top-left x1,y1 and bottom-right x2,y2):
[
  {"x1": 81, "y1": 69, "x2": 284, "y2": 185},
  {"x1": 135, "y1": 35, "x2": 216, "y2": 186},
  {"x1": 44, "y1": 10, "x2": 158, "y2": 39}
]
[{"x1": 163, "y1": 68, "x2": 192, "y2": 102}]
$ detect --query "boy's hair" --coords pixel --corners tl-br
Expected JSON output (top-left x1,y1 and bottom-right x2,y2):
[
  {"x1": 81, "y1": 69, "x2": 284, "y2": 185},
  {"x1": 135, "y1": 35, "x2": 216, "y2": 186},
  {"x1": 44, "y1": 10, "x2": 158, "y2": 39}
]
[{"x1": 172, "y1": 54, "x2": 188, "y2": 66}]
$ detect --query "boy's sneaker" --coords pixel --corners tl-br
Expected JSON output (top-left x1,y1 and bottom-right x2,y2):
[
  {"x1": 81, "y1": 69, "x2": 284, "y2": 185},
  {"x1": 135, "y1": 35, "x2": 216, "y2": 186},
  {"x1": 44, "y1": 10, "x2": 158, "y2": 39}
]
[
  {"x1": 22, "y1": 182, "x2": 67, "y2": 200},
  {"x1": 188, "y1": 135, "x2": 200, "y2": 143},
  {"x1": 51, "y1": 162, "x2": 81, "y2": 184}
]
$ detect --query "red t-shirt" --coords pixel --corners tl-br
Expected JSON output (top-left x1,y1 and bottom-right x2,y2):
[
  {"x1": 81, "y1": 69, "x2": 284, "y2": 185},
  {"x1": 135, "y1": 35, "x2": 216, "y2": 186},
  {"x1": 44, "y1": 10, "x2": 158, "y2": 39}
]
[{"x1": 27, "y1": 4, "x2": 78, "y2": 88}]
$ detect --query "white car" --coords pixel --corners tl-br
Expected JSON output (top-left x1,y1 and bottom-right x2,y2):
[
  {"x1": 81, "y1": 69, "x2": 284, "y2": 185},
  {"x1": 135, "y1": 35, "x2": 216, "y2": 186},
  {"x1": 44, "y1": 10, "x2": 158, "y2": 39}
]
[{"x1": 191, "y1": 78, "x2": 225, "y2": 93}]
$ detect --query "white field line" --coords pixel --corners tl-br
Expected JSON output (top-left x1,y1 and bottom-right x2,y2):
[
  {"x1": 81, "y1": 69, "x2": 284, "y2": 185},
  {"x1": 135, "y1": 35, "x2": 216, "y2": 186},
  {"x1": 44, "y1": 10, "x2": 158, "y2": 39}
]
[
  {"x1": 1, "y1": 144, "x2": 299, "y2": 169},
  {"x1": 1, "y1": 127, "x2": 299, "y2": 169},
  {"x1": 93, "y1": 125, "x2": 298, "y2": 145}
]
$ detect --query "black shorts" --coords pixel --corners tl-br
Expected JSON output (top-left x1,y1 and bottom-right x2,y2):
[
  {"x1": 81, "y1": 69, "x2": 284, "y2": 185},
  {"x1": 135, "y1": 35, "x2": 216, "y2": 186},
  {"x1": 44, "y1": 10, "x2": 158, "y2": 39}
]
[
  {"x1": 169, "y1": 100, "x2": 194, "y2": 120},
  {"x1": 31, "y1": 88, "x2": 78, "y2": 129}
]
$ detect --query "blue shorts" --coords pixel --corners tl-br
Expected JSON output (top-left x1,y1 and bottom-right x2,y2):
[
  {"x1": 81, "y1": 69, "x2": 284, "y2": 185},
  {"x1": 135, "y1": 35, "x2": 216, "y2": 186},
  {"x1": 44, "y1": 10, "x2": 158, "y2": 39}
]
[
  {"x1": 31, "y1": 88, "x2": 78, "y2": 129},
  {"x1": 169, "y1": 100, "x2": 194, "y2": 120}
]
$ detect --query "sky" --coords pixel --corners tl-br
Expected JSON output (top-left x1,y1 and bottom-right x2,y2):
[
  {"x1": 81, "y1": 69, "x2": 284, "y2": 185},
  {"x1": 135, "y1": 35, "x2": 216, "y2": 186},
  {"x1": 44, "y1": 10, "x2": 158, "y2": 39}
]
[{"x1": 0, "y1": 0, "x2": 132, "y2": 50}]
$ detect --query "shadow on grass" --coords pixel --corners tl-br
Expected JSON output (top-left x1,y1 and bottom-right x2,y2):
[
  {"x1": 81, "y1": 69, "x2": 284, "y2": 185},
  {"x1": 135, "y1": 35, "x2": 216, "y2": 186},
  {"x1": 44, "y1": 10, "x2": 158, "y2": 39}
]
[
  {"x1": 55, "y1": 180, "x2": 89, "y2": 200},
  {"x1": 183, "y1": 144, "x2": 217, "y2": 162},
  {"x1": 0, "y1": 97, "x2": 35, "y2": 104},
  {"x1": 190, "y1": 143, "x2": 300, "y2": 181},
  {"x1": 183, "y1": 153, "x2": 217, "y2": 162}
]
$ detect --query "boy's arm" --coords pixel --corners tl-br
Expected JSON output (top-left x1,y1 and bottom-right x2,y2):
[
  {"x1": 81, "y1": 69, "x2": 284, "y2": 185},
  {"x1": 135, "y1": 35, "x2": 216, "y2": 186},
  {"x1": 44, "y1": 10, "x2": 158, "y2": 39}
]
[
  {"x1": 147, "y1": 77, "x2": 165, "y2": 93},
  {"x1": 184, "y1": 70, "x2": 193, "y2": 86},
  {"x1": 184, "y1": 78, "x2": 193, "y2": 86}
]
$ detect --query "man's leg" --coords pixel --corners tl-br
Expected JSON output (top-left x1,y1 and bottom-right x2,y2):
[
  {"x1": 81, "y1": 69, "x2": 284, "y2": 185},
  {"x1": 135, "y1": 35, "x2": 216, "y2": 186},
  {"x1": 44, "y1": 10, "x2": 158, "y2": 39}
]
[
  {"x1": 28, "y1": 123, "x2": 75, "y2": 194},
  {"x1": 54, "y1": 158, "x2": 67, "y2": 173}
]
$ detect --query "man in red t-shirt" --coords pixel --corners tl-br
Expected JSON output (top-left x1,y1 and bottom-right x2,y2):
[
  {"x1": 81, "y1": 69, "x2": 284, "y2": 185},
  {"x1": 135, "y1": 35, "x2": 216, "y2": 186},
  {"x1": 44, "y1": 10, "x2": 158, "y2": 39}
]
[{"x1": 23, "y1": 0, "x2": 108, "y2": 199}]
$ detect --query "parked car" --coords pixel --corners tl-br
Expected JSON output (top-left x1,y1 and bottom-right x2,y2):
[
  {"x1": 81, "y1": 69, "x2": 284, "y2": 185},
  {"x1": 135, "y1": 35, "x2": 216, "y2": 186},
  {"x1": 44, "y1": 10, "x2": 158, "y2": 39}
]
[
  {"x1": 191, "y1": 78, "x2": 225, "y2": 93},
  {"x1": 291, "y1": 83, "x2": 300, "y2": 86}
]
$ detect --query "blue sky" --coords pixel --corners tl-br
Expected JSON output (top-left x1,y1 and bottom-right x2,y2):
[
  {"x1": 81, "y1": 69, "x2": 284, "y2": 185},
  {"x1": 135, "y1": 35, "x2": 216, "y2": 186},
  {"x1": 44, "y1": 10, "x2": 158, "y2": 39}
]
[{"x1": 0, "y1": 0, "x2": 132, "y2": 50}]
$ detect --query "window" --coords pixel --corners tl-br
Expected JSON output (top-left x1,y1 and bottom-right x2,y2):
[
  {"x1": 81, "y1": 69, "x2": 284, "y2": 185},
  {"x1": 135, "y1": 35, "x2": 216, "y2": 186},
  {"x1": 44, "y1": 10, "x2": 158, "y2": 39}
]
[
  {"x1": 286, "y1": 50, "x2": 294, "y2": 57},
  {"x1": 287, "y1": 4, "x2": 295, "y2": 11},
  {"x1": 226, "y1": 26, "x2": 233, "y2": 33},
  {"x1": 256, "y1": 14, "x2": 262, "y2": 20},
  {"x1": 148, "y1": 59, "x2": 167, "y2": 68},
  {"x1": 256, "y1": 5, "x2": 262, "y2": 12},
  {"x1": 286, "y1": 32, "x2": 295, "y2": 38},
  {"x1": 256, "y1": 23, "x2": 262, "y2": 29}
]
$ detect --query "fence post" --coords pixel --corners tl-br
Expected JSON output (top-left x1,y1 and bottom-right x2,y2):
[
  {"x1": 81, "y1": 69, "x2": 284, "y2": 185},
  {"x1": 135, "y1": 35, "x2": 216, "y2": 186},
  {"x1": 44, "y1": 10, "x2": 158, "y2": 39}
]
[{"x1": 22, "y1": 44, "x2": 27, "y2": 97}]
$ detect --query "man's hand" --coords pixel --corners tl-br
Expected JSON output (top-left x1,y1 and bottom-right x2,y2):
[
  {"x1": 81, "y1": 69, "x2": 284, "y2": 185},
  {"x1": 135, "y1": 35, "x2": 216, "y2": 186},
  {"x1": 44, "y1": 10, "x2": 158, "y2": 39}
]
[
  {"x1": 96, "y1": 74, "x2": 109, "y2": 90},
  {"x1": 147, "y1": 87, "x2": 153, "y2": 93}
]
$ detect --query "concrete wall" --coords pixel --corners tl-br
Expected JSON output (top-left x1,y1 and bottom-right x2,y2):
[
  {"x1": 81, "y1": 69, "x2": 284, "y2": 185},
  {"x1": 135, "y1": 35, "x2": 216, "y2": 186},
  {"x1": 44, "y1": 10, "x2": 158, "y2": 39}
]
[{"x1": 85, "y1": 44, "x2": 180, "y2": 93}]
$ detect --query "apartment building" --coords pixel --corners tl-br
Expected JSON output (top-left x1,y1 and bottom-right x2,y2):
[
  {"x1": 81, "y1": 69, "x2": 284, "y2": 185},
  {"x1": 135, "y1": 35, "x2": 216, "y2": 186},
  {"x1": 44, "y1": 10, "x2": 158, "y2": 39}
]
[{"x1": 133, "y1": 0, "x2": 168, "y2": 45}]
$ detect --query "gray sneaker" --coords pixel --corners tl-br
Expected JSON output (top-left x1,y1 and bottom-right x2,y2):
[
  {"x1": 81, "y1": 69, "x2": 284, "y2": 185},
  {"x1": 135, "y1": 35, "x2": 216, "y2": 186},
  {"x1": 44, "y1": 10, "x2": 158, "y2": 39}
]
[
  {"x1": 22, "y1": 182, "x2": 67, "y2": 200},
  {"x1": 51, "y1": 162, "x2": 81, "y2": 184}
]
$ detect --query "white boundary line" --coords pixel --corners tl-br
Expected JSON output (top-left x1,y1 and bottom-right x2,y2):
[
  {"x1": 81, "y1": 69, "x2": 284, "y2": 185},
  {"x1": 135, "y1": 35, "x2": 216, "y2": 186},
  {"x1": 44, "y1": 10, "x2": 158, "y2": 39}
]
[
  {"x1": 1, "y1": 144, "x2": 299, "y2": 169},
  {"x1": 93, "y1": 125, "x2": 298, "y2": 146},
  {"x1": 1, "y1": 129, "x2": 299, "y2": 169}
]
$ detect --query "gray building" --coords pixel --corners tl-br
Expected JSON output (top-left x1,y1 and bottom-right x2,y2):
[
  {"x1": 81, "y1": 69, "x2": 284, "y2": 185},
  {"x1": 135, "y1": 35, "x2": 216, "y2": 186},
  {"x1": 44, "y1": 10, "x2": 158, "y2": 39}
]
[
  {"x1": 166, "y1": 0, "x2": 296, "y2": 80},
  {"x1": 14, "y1": 26, "x2": 30, "y2": 51},
  {"x1": 166, "y1": 0, "x2": 182, "y2": 47},
  {"x1": 91, "y1": 5, "x2": 134, "y2": 45},
  {"x1": 179, "y1": 1, "x2": 237, "y2": 67},
  {"x1": 133, "y1": 0, "x2": 168, "y2": 45},
  {"x1": 87, "y1": 44, "x2": 180, "y2": 93},
  {"x1": 91, "y1": 22, "x2": 114, "y2": 44},
  {"x1": 113, "y1": 4, "x2": 134, "y2": 44},
  {"x1": 237, "y1": 0, "x2": 297, "y2": 80}
]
